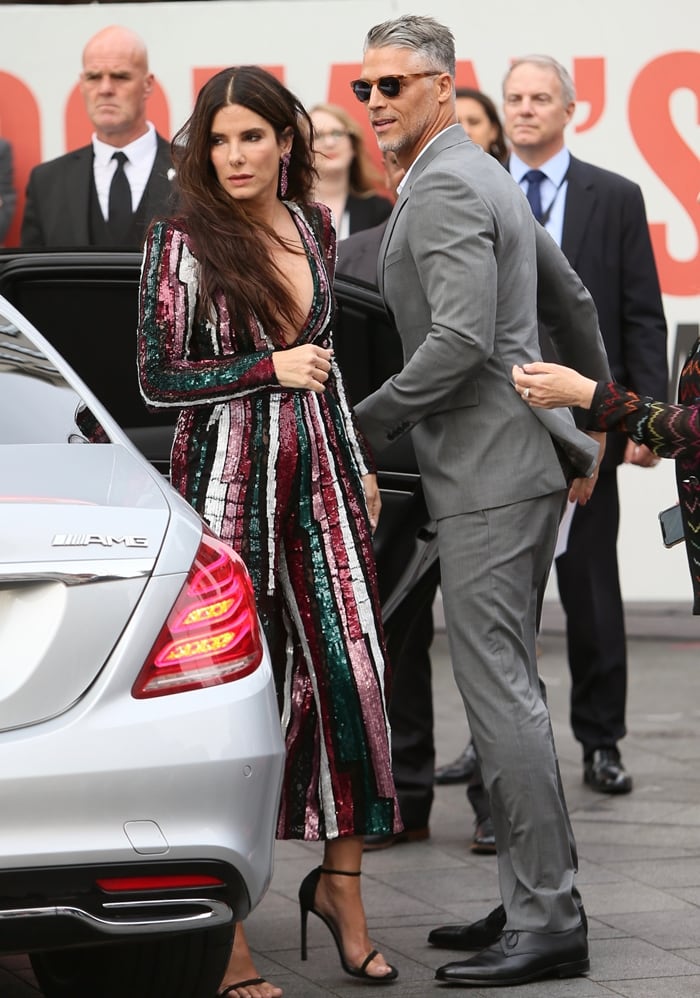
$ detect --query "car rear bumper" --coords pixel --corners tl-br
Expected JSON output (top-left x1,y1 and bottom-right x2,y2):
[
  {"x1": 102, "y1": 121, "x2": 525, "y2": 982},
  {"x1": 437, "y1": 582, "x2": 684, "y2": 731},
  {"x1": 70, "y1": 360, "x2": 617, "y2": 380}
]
[{"x1": 0, "y1": 858, "x2": 242, "y2": 954}]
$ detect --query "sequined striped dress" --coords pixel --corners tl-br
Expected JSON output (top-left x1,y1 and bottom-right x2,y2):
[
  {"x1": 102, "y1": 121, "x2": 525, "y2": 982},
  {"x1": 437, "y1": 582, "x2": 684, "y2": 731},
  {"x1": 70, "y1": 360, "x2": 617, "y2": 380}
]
[{"x1": 138, "y1": 203, "x2": 400, "y2": 840}]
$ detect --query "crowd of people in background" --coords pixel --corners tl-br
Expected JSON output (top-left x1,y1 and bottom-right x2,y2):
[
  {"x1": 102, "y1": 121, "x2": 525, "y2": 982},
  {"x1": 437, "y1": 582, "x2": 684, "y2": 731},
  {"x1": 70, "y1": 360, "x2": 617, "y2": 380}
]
[{"x1": 2, "y1": 14, "x2": 687, "y2": 997}]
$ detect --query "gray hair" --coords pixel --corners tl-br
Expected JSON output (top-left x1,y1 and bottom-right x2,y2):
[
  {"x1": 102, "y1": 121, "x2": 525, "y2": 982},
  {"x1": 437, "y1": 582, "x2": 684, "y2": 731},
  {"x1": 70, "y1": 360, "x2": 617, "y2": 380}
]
[
  {"x1": 363, "y1": 15, "x2": 456, "y2": 78},
  {"x1": 504, "y1": 55, "x2": 576, "y2": 105}
]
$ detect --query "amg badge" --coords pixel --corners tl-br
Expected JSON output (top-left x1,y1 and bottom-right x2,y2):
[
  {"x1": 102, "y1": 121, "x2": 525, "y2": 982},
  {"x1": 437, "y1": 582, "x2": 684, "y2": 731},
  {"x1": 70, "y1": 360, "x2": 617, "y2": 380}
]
[{"x1": 52, "y1": 534, "x2": 149, "y2": 548}]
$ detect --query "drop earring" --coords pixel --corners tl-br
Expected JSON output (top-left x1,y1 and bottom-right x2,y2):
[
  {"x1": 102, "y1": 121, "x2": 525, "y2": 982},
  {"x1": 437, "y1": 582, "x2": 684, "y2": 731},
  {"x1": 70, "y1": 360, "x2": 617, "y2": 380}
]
[{"x1": 279, "y1": 152, "x2": 291, "y2": 197}]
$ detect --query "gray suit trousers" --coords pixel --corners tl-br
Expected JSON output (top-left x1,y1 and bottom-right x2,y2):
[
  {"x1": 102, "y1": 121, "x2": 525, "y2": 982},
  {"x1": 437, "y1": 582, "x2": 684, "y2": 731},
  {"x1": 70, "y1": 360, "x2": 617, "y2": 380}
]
[{"x1": 437, "y1": 490, "x2": 580, "y2": 933}]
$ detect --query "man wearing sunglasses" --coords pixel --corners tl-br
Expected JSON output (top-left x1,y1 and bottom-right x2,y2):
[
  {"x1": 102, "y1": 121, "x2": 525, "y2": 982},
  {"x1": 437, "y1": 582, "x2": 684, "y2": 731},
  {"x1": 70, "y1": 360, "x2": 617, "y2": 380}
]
[{"x1": 351, "y1": 14, "x2": 608, "y2": 989}]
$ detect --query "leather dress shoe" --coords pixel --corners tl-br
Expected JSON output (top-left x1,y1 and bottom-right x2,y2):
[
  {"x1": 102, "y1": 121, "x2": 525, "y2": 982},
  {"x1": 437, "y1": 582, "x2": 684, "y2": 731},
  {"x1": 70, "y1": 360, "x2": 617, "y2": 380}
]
[
  {"x1": 470, "y1": 817, "x2": 496, "y2": 854},
  {"x1": 428, "y1": 903, "x2": 506, "y2": 950},
  {"x1": 584, "y1": 748, "x2": 633, "y2": 794},
  {"x1": 362, "y1": 826, "x2": 429, "y2": 851},
  {"x1": 434, "y1": 742, "x2": 477, "y2": 785},
  {"x1": 435, "y1": 923, "x2": 589, "y2": 986}
]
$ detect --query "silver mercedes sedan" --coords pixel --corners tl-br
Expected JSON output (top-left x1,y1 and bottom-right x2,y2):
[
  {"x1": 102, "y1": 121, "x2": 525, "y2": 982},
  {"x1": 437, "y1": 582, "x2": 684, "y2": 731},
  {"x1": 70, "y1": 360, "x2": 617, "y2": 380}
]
[{"x1": 0, "y1": 295, "x2": 285, "y2": 998}]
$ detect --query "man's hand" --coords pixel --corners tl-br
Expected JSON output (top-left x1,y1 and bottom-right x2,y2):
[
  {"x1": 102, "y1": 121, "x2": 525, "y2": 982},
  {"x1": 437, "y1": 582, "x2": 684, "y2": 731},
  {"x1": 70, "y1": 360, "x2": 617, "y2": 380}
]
[
  {"x1": 362, "y1": 473, "x2": 381, "y2": 533},
  {"x1": 272, "y1": 344, "x2": 332, "y2": 393},
  {"x1": 568, "y1": 430, "x2": 606, "y2": 505}
]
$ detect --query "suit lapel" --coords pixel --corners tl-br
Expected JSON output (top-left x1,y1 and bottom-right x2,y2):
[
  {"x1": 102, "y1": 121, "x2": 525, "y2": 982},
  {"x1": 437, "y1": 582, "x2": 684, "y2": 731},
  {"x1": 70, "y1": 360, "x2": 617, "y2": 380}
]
[
  {"x1": 65, "y1": 148, "x2": 94, "y2": 245},
  {"x1": 561, "y1": 156, "x2": 596, "y2": 268},
  {"x1": 378, "y1": 126, "x2": 467, "y2": 296},
  {"x1": 136, "y1": 136, "x2": 174, "y2": 227}
]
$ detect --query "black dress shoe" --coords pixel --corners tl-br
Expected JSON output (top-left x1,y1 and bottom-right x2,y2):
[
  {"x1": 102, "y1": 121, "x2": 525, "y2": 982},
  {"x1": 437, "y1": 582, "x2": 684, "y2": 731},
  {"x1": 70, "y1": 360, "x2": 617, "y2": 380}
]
[
  {"x1": 428, "y1": 903, "x2": 506, "y2": 950},
  {"x1": 584, "y1": 748, "x2": 633, "y2": 794},
  {"x1": 362, "y1": 826, "x2": 429, "y2": 851},
  {"x1": 435, "y1": 923, "x2": 589, "y2": 986},
  {"x1": 434, "y1": 742, "x2": 477, "y2": 785},
  {"x1": 470, "y1": 817, "x2": 496, "y2": 855}
]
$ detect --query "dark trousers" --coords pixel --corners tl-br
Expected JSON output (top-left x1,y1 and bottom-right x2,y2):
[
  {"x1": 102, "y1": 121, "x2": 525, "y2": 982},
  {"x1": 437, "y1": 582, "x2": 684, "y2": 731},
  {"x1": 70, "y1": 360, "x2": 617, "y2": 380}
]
[
  {"x1": 384, "y1": 573, "x2": 439, "y2": 830},
  {"x1": 555, "y1": 469, "x2": 627, "y2": 759}
]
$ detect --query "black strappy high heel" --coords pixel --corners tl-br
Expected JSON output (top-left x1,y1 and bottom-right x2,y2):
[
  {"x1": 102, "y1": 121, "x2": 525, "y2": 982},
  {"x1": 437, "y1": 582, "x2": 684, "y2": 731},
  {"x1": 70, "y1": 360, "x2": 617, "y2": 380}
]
[{"x1": 298, "y1": 866, "x2": 398, "y2": 983}]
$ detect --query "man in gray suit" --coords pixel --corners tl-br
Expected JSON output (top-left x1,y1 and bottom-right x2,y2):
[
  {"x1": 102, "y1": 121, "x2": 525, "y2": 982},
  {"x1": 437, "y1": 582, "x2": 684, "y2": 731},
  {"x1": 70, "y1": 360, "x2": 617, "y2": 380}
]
[
  {"x1": 21, "y1": 25, "x2": 173, "y2": 249},
  {"x1": 351, "y1": 15, "x2": 608, "y2": 987}
]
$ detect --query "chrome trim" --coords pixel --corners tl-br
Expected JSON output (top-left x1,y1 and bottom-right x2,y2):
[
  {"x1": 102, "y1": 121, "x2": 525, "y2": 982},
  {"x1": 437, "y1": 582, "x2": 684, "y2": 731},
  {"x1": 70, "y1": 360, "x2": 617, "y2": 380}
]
[
  {"x1": 0, "y1": 559, "x2": 154, "y2": 584},
  {"x1": 0, "y1": 897, "x2": 232, "y2": 935}
]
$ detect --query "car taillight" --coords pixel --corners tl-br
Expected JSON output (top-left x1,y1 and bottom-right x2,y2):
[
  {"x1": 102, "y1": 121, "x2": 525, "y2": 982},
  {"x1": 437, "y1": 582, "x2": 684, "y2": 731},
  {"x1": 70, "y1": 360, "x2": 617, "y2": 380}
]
[
  {"x1": 132, "y1": 530, "x2": 263, "y2": 698},
  {"x1": 97, "y1": 874, "x2": 224, "y2": 892}
]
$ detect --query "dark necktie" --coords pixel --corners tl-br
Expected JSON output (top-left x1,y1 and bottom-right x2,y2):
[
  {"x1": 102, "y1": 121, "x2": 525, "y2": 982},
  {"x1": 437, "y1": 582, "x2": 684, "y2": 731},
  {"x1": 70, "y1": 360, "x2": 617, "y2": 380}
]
[
  {"x1": 108, "y1": 151, "x2": 132, "y2": 237},
  {"x1": 523, "y1": 169, "x2": 546, "y2": 223}
]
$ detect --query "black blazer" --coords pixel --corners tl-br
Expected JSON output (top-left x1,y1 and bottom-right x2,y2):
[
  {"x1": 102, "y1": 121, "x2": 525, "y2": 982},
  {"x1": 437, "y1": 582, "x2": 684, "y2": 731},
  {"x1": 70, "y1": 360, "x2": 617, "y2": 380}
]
[
  {"x1": 345, "y1": 193, "x2": 393, "y2": 236},
  {"x1": 528, "y1": 154, "x2": 668, "y2": 468},
  {"x1": 20, "y1": 134, "x2": 174, "y2": 249},
  {"x1": 0, "y1": 138, "x2": 17, "y2": 245}
]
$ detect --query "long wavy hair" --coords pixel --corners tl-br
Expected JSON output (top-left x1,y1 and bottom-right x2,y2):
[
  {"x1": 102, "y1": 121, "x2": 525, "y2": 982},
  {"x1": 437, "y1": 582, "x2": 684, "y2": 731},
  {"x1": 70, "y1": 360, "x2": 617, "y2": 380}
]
[
  {"x1": 170, "y1": 66, "x2": 317, "y2": 342},
  {"x1": 309, "y1": 103, "x2": 384, "y2": 197}
]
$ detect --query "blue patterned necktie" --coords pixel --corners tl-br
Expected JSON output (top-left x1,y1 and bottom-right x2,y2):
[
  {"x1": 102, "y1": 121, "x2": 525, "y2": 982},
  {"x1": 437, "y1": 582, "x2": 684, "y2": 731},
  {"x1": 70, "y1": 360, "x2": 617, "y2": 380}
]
[{"x1": 523, "y1": 169, "x2": 546, "y2": 223}]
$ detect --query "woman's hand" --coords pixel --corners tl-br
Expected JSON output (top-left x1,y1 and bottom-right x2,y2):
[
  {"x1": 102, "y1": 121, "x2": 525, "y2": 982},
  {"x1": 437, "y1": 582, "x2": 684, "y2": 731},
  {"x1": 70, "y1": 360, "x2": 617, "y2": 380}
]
[
  {"x1": 512, "y1": 362, "x2": 597, "y2": 410},
  {"x1": 273, "y1": 344, "x2": 333, "y2": 393},
  {"x1": 362, "y1": 473, "x2": 381, "y2": 533}
]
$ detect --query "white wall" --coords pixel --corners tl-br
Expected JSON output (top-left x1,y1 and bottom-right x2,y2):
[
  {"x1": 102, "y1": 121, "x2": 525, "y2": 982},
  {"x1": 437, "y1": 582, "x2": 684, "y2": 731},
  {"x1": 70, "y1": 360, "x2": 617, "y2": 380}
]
[{"x1": 1, "y1": 0, "x2": 698, "y2": 601}]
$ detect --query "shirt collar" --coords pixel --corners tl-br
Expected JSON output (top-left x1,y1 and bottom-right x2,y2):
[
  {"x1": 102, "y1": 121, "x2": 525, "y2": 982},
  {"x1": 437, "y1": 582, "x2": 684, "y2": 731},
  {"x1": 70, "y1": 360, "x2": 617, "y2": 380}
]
[
  {"x1": 92, "y1": 122, "x2": 156, "y2": 166},
  {"x1": 509, "y1": 146, "x2": 570, "y2": 186},
  {"x1": 396, "y1": 124, "x2": 463, "y2": 195}
]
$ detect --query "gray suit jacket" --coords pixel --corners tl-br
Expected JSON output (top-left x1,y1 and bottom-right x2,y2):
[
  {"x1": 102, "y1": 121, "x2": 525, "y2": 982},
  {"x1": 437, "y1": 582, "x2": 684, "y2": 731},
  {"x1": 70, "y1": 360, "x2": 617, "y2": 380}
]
[
  {"x1": 355, "y1": 126, "x2": 606, "y2": 521},
  {"x1": 20, "y1": 134, "x2": 174, "y2": 248}
]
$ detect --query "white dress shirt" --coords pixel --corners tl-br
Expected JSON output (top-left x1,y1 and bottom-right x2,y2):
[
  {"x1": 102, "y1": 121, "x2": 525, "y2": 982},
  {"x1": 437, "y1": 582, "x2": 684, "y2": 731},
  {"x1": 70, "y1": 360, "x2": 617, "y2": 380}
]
[{"x1": 92, "y1": 123, "x2": 159, "y2": 219}]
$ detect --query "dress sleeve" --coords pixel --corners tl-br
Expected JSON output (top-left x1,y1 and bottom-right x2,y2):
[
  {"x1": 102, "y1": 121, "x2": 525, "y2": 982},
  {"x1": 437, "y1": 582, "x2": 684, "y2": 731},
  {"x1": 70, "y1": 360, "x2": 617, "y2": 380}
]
[
  {"x1": 589, "y1": 381, "x2": 700, "y2": 462},
  {"x1": 137, "y1": 221, "x2": 278, "y2": 409}
]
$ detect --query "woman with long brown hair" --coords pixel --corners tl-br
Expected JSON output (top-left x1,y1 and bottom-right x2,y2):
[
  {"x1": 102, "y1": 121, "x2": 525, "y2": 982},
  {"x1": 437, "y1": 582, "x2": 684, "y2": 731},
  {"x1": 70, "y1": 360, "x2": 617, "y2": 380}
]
[{"x1": 138, "y1": 66, "x2": 400, "y2": 998}]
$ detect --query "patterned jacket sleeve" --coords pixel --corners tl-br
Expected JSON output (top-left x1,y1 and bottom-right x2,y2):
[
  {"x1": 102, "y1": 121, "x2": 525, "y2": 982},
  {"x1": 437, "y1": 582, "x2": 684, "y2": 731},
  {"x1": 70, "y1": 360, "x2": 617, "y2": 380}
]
[
  {"x1": 590, "y1": 381, "x2": 700, "y2": 462},
  {"x1": 137, "y1": 221, "x2": 278, "y2": 409}
]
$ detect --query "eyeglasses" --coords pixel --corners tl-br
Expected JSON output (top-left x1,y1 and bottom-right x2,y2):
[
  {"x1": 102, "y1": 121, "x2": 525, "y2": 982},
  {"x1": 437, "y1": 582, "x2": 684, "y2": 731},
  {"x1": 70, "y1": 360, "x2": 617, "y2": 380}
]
[
  {"x1": 350, "y1": 72, "x2": 440, "y2": 103},
  {"x1": 314, "y1": 129, "x2": 350, "y2": 143}
]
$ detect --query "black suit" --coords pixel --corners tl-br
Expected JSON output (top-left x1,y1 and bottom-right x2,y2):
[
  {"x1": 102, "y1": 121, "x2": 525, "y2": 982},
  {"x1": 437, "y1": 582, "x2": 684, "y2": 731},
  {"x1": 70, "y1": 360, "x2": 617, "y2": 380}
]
[
  {"x1": 541, "y1": 154, "x2": 668, "y2": 759},
  {"x1": 345, "y1": 193, "x2": 393, "y2": 236},
  {"x1": 0, "y1": 138, "x2": 17, "y2": 245},
  {"x1": 20, "y1": 134, "x2": 174, "y2": 249}
]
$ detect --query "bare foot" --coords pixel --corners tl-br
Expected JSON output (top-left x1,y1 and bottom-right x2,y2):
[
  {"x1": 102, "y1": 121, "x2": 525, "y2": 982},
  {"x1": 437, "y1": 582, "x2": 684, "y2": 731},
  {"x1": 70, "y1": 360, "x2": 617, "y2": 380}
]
[
  {"x1": 218, "y1": 922, "x2": 283, "y2": 998},
  {"x1": 313, "y1": 871, "x2": 394, "y2": 979}
]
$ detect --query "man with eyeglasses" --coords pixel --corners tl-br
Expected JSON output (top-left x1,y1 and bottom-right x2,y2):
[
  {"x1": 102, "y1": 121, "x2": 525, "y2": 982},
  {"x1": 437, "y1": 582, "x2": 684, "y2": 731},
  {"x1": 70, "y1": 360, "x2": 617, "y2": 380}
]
[{"x1": 351, "y1": 14, "x2": 608, "y2": 988}]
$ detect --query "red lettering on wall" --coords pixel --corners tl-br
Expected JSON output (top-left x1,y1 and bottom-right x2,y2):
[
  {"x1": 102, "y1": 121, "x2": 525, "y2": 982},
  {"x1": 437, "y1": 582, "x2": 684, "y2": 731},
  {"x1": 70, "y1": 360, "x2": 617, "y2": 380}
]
[
  {"x1": 65, "y1": 81, "x2": 171, "y2": 148},
  {"x1": 572, "y1": 57, "x2": 606, "y2": 133},
  {"x1": 454, "y1": 60, "x2": 482, "y2": 91},
  {"x1": 629, "y1": 51, "x2": 700, "y2": 296},
  {"x1": 0, "y1": 72, "x2": 41, "y2": 246}
]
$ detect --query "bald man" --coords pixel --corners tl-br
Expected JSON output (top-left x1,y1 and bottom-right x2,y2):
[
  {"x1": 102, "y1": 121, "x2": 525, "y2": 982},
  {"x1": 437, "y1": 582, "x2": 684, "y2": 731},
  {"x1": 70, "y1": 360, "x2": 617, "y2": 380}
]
[{"x1": 21, "y1": 25, "x2": 174, "y2": 248}]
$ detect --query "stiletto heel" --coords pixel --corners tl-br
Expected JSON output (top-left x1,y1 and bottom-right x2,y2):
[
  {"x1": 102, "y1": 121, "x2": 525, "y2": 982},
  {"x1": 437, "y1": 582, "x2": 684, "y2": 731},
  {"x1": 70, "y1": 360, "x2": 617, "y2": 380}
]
[{"x1": 298, "y1": 866, "x2": 398, "y2": 983}]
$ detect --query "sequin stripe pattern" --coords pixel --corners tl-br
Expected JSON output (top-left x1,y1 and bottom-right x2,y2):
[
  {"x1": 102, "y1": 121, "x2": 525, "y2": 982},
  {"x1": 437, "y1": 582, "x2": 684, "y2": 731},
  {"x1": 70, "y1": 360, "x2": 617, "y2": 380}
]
[
  {"x1": 137, "y1": 222, "x2": 277, "y2": 409},
  {"x1": 275, "y1": 393, "x2": 397, "y2": 839}
]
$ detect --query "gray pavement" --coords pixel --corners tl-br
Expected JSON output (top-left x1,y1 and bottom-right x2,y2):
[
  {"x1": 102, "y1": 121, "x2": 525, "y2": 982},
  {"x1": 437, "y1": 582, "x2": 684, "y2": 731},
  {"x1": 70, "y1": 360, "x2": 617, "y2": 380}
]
[{"x1": 3, "y1": 604, "x2": 700, "y2": 996}]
